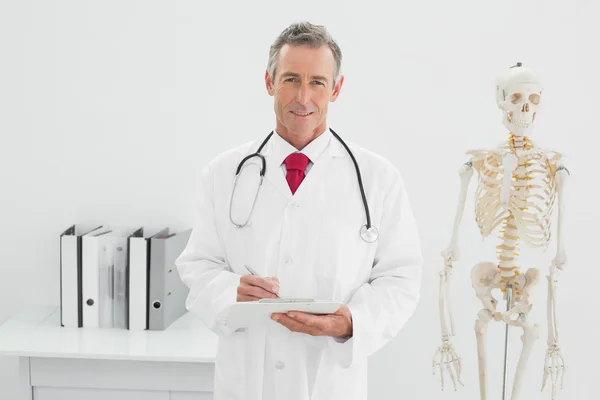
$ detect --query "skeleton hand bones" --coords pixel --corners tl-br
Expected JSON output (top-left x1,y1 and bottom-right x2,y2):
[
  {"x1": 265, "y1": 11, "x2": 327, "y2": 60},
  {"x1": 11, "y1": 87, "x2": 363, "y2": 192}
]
[
  {"x1": 432, "y1": 332, "x2": 464, "y2": 391},
  {"x1": 542, "y1": 342, "x2": 565, "y2": 399}
]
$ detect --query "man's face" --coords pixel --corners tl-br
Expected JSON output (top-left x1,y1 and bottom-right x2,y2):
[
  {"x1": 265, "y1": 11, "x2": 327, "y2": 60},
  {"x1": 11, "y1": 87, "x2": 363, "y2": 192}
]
[{"x1": 265, "y1": 44, "x2": 343, "y2": 139}]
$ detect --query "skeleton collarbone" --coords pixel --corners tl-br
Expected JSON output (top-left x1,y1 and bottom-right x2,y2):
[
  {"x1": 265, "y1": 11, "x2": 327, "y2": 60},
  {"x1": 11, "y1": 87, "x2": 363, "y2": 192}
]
[{"x1": 466, "y1": 140, "x2": 561, "y2": 249}]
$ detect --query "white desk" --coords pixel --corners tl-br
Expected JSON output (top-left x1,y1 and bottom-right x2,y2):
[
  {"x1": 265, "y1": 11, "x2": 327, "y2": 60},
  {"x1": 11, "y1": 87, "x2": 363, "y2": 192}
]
[{"x1": 0, "y1": 305, "x2": 218, "y2": 400}]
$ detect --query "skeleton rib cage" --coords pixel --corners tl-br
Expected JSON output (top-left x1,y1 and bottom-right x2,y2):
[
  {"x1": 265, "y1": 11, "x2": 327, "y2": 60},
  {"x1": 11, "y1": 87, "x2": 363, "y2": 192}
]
[{"x1": 469, "y1": 139, "x2": 561, "y2": 250}]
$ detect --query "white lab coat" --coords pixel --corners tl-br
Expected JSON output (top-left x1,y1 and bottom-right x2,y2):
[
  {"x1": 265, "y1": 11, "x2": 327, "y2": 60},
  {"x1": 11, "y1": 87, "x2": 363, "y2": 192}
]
[{"x1": 175, "y1": 127, "x2": 422, "y2": 400}]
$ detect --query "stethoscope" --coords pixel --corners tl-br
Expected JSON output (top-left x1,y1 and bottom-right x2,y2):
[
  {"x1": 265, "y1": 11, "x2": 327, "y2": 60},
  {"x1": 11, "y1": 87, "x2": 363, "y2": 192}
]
[{"x1": 228, "y1": 128, "x2": 379, "y2": 243}]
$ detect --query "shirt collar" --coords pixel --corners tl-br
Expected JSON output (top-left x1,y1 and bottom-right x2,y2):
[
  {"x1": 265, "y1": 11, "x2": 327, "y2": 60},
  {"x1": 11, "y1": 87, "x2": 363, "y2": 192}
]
[{"x1": 271, "y1": 125, "x2": 332, "y2": 167}]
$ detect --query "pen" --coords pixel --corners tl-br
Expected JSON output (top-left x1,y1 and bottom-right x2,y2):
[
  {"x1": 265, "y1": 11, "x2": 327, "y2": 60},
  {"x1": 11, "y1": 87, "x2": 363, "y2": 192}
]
[{"x1": 244, "y1": 265, "x2": 281, "y2": 298}]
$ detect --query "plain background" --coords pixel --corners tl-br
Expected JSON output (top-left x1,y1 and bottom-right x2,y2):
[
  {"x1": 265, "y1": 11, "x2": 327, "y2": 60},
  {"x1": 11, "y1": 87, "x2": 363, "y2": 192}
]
[{"x1": 1, "y1": 0, "x2": 598, "y2": 399}]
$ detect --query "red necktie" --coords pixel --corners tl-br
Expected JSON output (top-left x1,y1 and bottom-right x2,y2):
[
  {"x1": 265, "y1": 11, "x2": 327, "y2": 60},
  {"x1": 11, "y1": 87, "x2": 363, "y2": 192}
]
[{"x1": 284, "y1": 153, "x2": 310, "y2": 195}]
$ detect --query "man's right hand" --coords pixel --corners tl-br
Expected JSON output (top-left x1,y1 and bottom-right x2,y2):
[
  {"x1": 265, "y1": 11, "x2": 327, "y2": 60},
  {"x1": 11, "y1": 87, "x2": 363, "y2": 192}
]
[{"x1": 236, "y1": 275, "x2": 280, "y2": 302}]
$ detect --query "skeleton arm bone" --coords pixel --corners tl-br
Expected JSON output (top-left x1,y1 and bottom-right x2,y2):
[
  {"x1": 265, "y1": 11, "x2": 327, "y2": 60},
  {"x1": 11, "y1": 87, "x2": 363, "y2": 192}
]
[
  {"x1": 439, "y1": 160, "x2": 474, "y2": 337},
  {"x1": 542, "y1": 266, "x2": 566, "y2": 398},
  {"x1": 541, "y1": 163, "x2": 569, "y2": 397},
  {"x1": 432, "y1": 160, "x2": 473, "y2": 391},
  {"x1": 440, "y1": 160, "x2": 474, "y2": 336},
  {"x1": 548, "y1": 164, "x2": 568, "y2": 343},
  {"x1": 552, "y1": 163, "x2": 569, "y2": 270},
  {"x1": 442, "y1": 160, "x2": 475, "y2": 263},
  {"x1": 547, "y1": 162, "x2": 569, "y2": 343},
  {"x1": 440, "y1": 160, "x2": 474, "y2": 332}
]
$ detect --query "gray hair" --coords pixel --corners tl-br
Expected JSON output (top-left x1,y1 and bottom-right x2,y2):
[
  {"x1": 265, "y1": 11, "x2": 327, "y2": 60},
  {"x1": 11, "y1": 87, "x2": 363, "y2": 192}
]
[{"x1": 267, "y1": 22, "x2": 342, "y2": 87}]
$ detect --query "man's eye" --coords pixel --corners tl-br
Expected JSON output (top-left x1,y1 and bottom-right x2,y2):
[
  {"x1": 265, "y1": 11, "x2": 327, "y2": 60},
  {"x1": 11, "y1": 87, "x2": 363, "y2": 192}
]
[{"x1": 313, "y1": 81, "x2": 324, "y2": 85}]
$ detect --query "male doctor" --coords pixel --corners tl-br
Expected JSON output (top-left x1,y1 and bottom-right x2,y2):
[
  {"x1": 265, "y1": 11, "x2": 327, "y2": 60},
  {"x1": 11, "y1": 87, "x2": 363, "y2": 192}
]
[{"x1": 176, "y1": 21, "x2": 422, "y2": 400}]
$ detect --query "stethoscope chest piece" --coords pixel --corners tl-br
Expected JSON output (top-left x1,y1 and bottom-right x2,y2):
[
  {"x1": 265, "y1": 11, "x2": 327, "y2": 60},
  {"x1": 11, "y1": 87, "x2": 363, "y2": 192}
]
[{"x1": 360, "y1": 225, "x2": 379, "y2": 243}]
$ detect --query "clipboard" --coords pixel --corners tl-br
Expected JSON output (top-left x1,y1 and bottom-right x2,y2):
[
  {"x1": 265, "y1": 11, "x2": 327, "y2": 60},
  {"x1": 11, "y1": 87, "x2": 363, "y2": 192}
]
[{"x1": 224, "y1": 299, "x2": 344, "y2": 330}]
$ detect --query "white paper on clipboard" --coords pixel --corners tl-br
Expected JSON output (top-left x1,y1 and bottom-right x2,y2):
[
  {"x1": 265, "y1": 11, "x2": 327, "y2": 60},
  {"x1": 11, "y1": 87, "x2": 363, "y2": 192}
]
[{"x1": 223, "y1": 299, "x2": 344, "y2": 330}]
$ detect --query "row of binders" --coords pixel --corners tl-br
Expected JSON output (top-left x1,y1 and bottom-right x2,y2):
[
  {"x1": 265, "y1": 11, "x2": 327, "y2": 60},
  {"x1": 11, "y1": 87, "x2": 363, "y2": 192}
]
[{"x1": 60, "y1": 224, "x2": 192, "y2": 331}]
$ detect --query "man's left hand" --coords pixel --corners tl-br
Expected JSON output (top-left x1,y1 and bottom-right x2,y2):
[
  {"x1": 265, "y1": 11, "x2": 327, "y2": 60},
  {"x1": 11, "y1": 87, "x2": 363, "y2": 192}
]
[{"x1": 271, "y1": 305, "x2": 353, "y2": 339}]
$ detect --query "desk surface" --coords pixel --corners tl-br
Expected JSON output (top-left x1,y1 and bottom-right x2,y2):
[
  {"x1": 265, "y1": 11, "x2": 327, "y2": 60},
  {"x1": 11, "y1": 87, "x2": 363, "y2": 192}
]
[{"x1": 0, "y1": 305, "x2": 218, "y2": 363}]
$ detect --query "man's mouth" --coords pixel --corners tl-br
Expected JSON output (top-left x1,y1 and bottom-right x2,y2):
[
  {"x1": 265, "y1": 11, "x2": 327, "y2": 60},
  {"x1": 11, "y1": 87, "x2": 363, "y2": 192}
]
[{"x1": 291, "y1": 111, "x2": 314, "y2": 117}]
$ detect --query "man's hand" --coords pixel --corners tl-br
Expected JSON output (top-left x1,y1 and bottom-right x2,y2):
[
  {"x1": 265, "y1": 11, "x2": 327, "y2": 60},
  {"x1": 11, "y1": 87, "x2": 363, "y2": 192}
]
[
  {"x1": 271, "y1": 305, "x2": 353, "y2": 339},
  {"x1": 237, "y1": 274, "x2": 279, "y2": 302}
]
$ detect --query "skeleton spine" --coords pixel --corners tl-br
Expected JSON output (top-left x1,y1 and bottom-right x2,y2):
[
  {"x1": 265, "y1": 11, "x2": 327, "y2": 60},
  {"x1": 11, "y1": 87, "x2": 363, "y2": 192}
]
[
  {"x1": 497, "y1": 214, "x2": 520, "y2": 295},
  {"x1": 495, "y1": 133, "x2": 529, "y2": 295}
]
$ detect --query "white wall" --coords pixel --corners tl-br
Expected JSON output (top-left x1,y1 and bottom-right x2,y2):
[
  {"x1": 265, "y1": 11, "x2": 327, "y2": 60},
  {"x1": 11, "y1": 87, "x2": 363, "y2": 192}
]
[{"x1": 1, "y1": 0, "x2": 598, "y2": 398}]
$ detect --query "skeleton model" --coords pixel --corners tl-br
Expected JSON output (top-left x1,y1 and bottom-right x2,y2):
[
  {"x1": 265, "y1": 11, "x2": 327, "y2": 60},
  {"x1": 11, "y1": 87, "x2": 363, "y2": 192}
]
[{"x1": 432, "y1": 63, "x2": 569, "y2": 400}]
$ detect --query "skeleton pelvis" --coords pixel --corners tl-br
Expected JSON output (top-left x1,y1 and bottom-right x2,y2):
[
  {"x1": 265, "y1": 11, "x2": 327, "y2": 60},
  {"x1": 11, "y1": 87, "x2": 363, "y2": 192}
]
[
  {"x1": 471, "y1": 262, "x2": 503, "y2": 313},
  {"x1": 471, "y1": 261, "x2": 537, "y2": 318}
]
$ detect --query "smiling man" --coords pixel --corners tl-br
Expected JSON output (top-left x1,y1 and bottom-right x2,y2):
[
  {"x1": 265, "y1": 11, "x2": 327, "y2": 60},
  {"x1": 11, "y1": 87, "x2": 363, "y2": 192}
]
[
  {"x1": 267, "y1": 42, "x2": 339, "y2": 150},
  {"x1": 176, "y1": 21, "x2": 422, "y2": 400}
]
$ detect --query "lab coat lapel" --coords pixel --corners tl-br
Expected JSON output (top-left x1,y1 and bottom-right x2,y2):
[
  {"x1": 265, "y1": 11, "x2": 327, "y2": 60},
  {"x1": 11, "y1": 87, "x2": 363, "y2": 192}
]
[
  {"x1": 291, "y1": 149, "x2": 332, "y2": 202},
  {"x1": 293, "y1": 134, "x2": 347, "y2": 202},
  {"x1": 262, "y1": 138, "x2": 294, "y2": 201}
]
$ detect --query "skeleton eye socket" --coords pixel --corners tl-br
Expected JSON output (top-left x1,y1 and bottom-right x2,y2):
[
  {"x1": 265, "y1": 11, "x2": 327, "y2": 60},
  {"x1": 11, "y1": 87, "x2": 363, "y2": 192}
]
[
  {"x1": 510, "y1": 93, "x2": 522, "y2": 104},
  {"x1": 529, "y1": 93, "x2": 540, "y2": 105}
]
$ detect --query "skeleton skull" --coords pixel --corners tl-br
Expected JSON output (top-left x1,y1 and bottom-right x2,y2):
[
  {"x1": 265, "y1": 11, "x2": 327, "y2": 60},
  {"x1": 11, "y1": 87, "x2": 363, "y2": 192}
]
[{"x1": 495, "y1": 63, "x2": 543, "y2": 136}]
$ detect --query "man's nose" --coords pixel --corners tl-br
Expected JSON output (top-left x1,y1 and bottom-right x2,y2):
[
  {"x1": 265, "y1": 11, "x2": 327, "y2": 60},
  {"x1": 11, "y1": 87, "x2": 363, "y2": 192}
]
[{"x1": 296, "y1": 83, "x2": 310, "y2": 105}]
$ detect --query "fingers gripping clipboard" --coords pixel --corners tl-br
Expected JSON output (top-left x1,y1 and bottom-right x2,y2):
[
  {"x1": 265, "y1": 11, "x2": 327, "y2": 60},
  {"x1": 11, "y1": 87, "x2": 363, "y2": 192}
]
[{"x1": 224, "y1": 298, "x2": 344, "y2": 331}]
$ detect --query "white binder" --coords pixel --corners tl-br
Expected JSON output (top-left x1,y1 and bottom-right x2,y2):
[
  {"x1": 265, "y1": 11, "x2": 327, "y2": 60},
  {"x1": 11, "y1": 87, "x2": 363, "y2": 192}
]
[
  {"x1": 82, "y1": 226, "x2": 137, "y2": 328},
  {"x1": 127, "y1": 227, "x2": 168, "y2": 331},
  {"x1": 112, "y1": 242, "x2": 128, "y2": 329},
  {"x1": 59, "y1": 224, "x2": 104, "y2": 328},
  {"x1": 224, "y1": 299, "x2": 344, "y2": 331}
]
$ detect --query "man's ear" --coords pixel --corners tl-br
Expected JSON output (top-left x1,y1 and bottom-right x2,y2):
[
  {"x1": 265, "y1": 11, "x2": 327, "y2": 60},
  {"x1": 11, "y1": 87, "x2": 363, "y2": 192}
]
[
  {"x1": 330, "y1": 75, "x2": 344, "y2": 102},
  {"x1": 265, "y1": 70, "x2": 275, "y2": 96}
]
